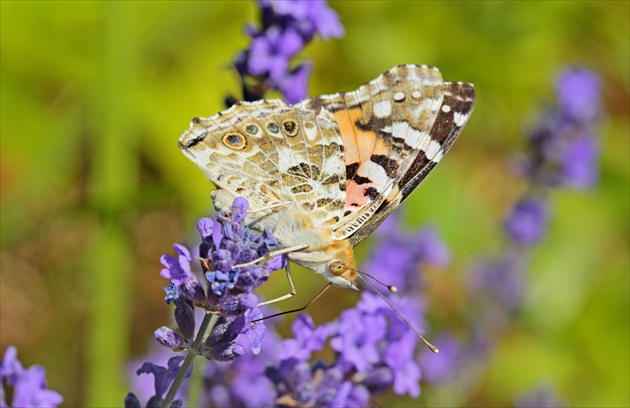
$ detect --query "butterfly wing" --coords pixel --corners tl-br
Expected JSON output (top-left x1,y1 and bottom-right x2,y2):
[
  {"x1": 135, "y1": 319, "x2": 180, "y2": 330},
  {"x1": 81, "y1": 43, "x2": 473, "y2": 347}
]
[
  {"x1": 178, "y1": 98, "x2": 348, "y2": 233},
  {"x1": 178, "y1": 64, "x2": 474, "y2": 249},
  {"x1": 347, "y1": 80, "x2": 476, "y2": 246},
  {"x1": 308, "y1": 64, "x2": 474, "y2": 243}
]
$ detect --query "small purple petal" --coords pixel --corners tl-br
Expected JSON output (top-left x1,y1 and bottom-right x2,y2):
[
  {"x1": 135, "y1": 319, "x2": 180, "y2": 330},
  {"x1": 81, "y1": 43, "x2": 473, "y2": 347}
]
[
  {"x1": 556, "y1": 68, "x2": 602, "y2": 123},
  {"x1": 504, "y1": 198, "x2": 549, "y2": 246},
  {"x1": 279, "y1": 63, "x2": 311, "y2": 103},
  {"x1": 154, "y1": 327, "x2": 186, "y2": 350},
  {"x1": 137, "y1": 356, "x2": 188, "y2": 398},
  {"x1": 197, "y1": 218, "x2": 214, "y2": 240},
  {"x1": 560, "y1": 135, "x2": 599, "y2": 188}
]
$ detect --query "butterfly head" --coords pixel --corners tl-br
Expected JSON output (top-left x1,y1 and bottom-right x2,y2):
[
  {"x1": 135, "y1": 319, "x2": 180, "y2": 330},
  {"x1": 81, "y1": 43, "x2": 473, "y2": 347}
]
[
  {"x1": 321, "y1": 240, "x2": 359, "y2": 290},
  {"x1": 327, "y1": 260, "x2": 359, "y2": 290}
]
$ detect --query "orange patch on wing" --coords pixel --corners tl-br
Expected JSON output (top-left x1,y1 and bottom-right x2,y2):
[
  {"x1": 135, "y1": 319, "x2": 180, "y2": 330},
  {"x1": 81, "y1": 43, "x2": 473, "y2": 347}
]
[
  {"x1": 333, "y1": 109, "x2": 377, "y2": 165},
  {"x1": 346, "y1": 180, "x2": 370, "y2": 207}
]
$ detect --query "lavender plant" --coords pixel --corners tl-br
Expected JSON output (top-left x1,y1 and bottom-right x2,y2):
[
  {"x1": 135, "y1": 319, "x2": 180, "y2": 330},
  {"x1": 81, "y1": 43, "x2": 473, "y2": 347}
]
[
  {"x1": 231, "y1": 0, "x2": 343, "y2": 104},
  {"x1": 418, "y1": 67, "x2": 602, "y2": 404},
  {"x1": 125, "y1": 198, "x2": 285, "y2": 407},
  {"x1": 192, "y1": 216, "x2": 451, "y2": 407}
]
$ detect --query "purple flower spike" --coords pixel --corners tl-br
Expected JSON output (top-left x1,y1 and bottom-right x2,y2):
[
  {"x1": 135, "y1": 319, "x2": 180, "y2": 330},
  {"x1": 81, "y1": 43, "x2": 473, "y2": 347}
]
[
  {"x1": 234, "y1": 0, "x2": 343, "y2": 103},
  {"x1": 520, "y1": 67, "x2": 601, "y2": 191},
  {"x1": 504, "y1": 198, "x2": 549, "y2": 246},
  {"x1": 0, "y1": 346, "x2": 63, "y2": 408}
]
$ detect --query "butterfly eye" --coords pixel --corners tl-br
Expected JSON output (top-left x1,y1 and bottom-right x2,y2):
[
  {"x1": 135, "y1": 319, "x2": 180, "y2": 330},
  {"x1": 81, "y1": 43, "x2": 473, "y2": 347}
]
[
  {"x1": 329, "y1": 261, "x2": 347, "y2": 276},
  {"x1": 245, "y1": 124, "x2": 258, "y2": 134},
  {"x1": 267, "y1": 122, "x2": 279, "y2": 133},
  {"x1": 222, "y1": 132, "x2": 247, "y2": 150},
  {"x1": 282, "y1": 120, "x2": 298, "y2": 137}
]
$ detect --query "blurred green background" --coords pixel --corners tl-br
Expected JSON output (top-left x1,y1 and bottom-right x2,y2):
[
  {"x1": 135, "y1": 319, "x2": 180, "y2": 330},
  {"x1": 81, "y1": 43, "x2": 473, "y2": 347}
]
[{"x1": 1, "y1": 1, "x2": 627, "y2": 407}]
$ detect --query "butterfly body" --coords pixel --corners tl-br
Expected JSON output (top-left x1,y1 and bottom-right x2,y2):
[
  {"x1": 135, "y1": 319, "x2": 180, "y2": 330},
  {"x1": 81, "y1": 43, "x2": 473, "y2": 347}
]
[{"x1": 179, "y1": 64, "x2": 475, "y2": 289}]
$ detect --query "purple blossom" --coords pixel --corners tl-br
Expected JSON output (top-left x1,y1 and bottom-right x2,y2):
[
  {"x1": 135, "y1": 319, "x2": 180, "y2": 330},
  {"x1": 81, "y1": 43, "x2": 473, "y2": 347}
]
[
  {"x1": 0, "y1": 346, "x2": 63, "y2": 408},
  {"x1": 419, "y1": 333, "x2": 462, "y2": 384},
  {"x1": 469, "y1": 254, "x2": 525, "y2": 313},
  {"x1": 160, "y1": 244, "x2": 194, "y2": 286},
  {"x1": 521, "y1": 67, "x2": 601, "y2": 189},
  {"x1": 278, "y1": 314, "x2": 329, "y2": 363},
  {"x1": 157, "y1": 198, "x2": 285, "y2": 362},
  {"x1": 234, "y1": 0, "x2": 343, "y2": 103},
  {"x1": 199, "y1": 321, "x2": 281, "y2": 407},
  {"x1": 364, "y1": 214, "x2": 450, "y2": 294},
  {"x1": 126, "y1": 356, "x2": 191, "y2": 407},
  {"x1": 504, "y1": 197, "x2": 549, "y2": 246},
  {"x1": 263, "y1": 289, "x2": 425, "y2": 406},
  {"x1": 556, "y1": 68, "x2": 602, "y2": 124},
  {"x1": 559, "y1": 134, "x2": 598, "y2": 188},
  {"x1": 129, "y1": 198, "x2": 287, "y2": 406}
]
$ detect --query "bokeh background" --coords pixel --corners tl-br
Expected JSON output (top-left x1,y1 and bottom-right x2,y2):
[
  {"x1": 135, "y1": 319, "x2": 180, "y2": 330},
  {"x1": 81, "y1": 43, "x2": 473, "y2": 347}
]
[{"x1": 1, "y1": 1, "x2": 628, "y2": 406}]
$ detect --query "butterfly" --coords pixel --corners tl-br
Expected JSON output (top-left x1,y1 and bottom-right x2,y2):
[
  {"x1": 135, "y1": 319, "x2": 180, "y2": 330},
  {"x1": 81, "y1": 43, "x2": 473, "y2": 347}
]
[{"x1": 179, "y1": 64, "x2": 474, "y2": 294}]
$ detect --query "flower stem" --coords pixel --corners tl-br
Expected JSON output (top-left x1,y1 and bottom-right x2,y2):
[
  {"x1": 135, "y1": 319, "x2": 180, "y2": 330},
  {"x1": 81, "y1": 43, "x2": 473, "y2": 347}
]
[{"x1": 160, "y1": 312, "x2": 218, "y2": 408}]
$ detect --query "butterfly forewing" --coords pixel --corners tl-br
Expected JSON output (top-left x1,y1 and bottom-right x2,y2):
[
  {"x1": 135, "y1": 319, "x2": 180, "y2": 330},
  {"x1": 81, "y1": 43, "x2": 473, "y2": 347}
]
[
  {"x1": 315, "y1": 65, "x2": 448, "y2": 240},
  {"x1": 347, "y1": 80, "x2": 475, "y2": 246}
]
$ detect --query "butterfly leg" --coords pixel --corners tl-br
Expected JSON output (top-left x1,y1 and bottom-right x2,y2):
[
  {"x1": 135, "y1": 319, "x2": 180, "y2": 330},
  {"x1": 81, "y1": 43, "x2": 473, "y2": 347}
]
[
  {"x1": 271, "y1": 201, "x2": 294, "y2": 234},
  {"x1": 257, "y1": 262, "x2": 297, "y2": 306},
  {"x1": 232, "y1": 243, "x2": 309, "y2": 269},
  {"x1": 253, "y1": 283, "x2": 333, "y2": 322}
]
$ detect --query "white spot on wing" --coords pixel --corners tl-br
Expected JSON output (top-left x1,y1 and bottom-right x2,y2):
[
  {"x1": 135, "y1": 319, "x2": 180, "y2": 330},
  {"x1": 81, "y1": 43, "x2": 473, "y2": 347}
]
[
  {"x1": 393, "y1": 91, "x2": 405, "y2": 102},
  {"x1": 454, "y1": 112, "x2": 469, "y2": 127},
  {"x1": 426, "y1": 140, "x2": 444, "y2": 162},
  {"x1": 441, "y1": 104, "x2": 452, "y2": 113},
  {"x1": 412, "y1": 90, "x2": 422, "y2": 99},
  {"x1": 392, "y1": 121, "x2": 422, "y2": 146},
  {"x1": 304, "y1": 122, "x2": 318, "y2": 140},
  {"x1": 357, "y1": 160, "x2": 390, "y2": 186},
  {"x1": 373, "y1": 100, "x2": 392, "y2": 118}
]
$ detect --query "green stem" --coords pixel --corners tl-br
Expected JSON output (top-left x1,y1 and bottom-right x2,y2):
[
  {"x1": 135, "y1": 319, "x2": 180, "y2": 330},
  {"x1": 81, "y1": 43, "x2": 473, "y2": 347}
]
[{"x1": 160, "y1": 312, "x2": 218, "y2": 408}]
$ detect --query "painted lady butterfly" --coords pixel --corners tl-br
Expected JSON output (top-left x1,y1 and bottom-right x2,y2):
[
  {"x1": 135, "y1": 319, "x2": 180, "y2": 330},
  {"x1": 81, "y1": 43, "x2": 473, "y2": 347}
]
[{"x1": 179, "y1": 64, "x2": 474, "y2": 294}]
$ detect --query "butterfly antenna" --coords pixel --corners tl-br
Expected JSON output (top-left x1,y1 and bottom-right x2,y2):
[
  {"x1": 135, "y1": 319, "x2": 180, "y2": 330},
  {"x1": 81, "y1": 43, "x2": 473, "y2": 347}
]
[
  {"x1": 355, "y1": 270, "x2": 398, "y2": 293},
  {"x1": 356, "y1": 273, "x2": 439, "y2": 354}
]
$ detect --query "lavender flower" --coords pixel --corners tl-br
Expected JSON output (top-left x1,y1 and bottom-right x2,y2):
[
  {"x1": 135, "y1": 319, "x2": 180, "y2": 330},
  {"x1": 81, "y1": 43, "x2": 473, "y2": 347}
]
[
  {"x1": 233, "y1": 0, "x2": 344, "y2": 103},
  {"x1": 0, "y1": 346, "x2": 63, "y2": 408},
  {"x1": 125, "y1": 356, "x2": 190, "y2": 408},
  {"x1": 436, "y1": 67, "x2": 601, "y2": 406},
  {"x1": 364, "y1": 214, "x2": 450, "y2": 294},
  {"x1": 556, "y1": 68, "x2": 602, "y2": 124},
  {"x1": 157, "y1": 197, "x2": 285, "y2": 362},
  {"x1": 504, "y1": 197, "x2": 549, "y2": 246},
  {"x1": 264, "y1": 291, "x2": 426, "y2": 405},
  {"x1": 128, "y1": 198, "x2": 287, "y2": 406},
  {"x1": 521, "y1": 67, "x2": 601, "y2": 189},
  {"x1": 419, "y1": 333, "x2": 462, "y2": 384}
]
